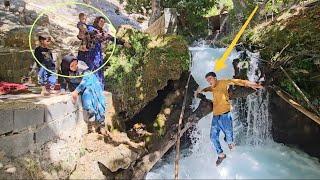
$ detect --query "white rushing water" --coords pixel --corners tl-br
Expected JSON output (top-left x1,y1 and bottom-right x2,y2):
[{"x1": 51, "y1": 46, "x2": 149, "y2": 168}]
[{"x1": 146, "y1": 47, "x2": 320, "y2": 179}]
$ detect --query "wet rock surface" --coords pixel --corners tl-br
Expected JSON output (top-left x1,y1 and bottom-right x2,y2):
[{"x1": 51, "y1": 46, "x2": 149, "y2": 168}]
[{"x1": 270, "y1": 91, "x2": 320, "y2": 159}]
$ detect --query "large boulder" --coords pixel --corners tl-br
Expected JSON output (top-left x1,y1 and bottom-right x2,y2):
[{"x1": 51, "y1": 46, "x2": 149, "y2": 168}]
[{"x1": 105, "y1": 26, "x2": 190, "y2": 128}]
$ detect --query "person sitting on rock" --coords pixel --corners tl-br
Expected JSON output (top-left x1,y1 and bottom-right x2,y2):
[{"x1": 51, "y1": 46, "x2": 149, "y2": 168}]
[
  {"x1": 34, "y1": 33, "x2": 58, "y2": 96},
  {"x1": 60, "y1": 55, "x2": 106, "y2": 132},
  {"x1": 194, "y1": 72, "x2": 263, "y2": 166}
]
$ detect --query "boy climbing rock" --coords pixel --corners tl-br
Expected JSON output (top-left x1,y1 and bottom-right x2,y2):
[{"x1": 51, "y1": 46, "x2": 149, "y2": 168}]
[
  {"x1": 34, "y1": 33, "x2": 58, "y2": 96},
  {"x1": 195, "y1": 72, "x2": 263, "y2": 166}
]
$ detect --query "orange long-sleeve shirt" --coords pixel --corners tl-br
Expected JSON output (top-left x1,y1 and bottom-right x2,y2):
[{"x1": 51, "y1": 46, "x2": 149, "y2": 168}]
[{"x1": 202, "y1": 79, "x2": 248, "y2": 116}]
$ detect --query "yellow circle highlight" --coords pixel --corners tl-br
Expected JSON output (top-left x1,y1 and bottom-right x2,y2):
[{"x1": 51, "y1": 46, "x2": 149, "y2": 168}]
[{"x1": 28, "y1": 1, "x2": 116, "y2": 78}]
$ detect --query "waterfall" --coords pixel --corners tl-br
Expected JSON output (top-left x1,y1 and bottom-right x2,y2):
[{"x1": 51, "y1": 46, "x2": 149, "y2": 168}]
[
  {"x1": 233, "y1": 50, "x2": 272, "y2": 145},
  {"x1": 147, "y1": 47, "x2": 320, "y2": 179}
]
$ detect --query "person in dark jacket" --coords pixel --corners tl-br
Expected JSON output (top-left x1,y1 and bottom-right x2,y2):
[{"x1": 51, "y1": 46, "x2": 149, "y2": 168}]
[{"x1": 34, "y1": 33, "x2": 58, "y2": 96}]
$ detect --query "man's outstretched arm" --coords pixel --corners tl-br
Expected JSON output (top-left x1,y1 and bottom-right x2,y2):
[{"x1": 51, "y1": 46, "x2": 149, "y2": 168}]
[
  {"x1": 194, "y1": 86, "x2": 212, "y2": 97},
  {"x1": 228, "y1": 79, "x2": 263, "y2": 90}
]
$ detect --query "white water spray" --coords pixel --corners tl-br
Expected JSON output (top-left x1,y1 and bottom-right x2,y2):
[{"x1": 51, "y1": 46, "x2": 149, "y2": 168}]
[{"x1": 147, "y1": 47, "x2": 320, "y2": 179}]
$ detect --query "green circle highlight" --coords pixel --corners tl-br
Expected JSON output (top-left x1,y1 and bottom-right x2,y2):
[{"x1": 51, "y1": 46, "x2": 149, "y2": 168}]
[{"x1": 28, "y1": 1, "x2": 116, "y2": 78}]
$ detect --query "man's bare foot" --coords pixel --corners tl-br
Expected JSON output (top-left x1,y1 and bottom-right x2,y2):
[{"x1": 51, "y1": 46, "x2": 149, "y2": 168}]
[
  {"x1": 50, "y1": 90, "x2": 60, "y2": 94},
  {"x1": 228, "y1": 143, "x2": 235, "y2": 150},
  {"x1": 41, "y1": 90, "x2": 50, "y2": 96},
  {"x1": 59, "y1": 89, "x2": 67, "y2": 95},
  {"x1": 41, "y1": 87, "x2": 50, "y2": 96}
]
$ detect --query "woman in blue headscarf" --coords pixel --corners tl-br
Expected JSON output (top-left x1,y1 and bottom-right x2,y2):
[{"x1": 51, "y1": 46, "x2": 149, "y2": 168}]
[{"x1": 60, "y1": 55, "x2": 106, "y2": 125}]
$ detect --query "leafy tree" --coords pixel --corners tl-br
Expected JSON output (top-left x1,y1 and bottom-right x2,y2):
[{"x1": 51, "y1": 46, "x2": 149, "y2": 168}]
[
  {"x1": 125, "y1": 0, "x2": 151, "y2": 15},
  {"x1": 161, "y1": 0, "x2": 217, "y2": 39}
]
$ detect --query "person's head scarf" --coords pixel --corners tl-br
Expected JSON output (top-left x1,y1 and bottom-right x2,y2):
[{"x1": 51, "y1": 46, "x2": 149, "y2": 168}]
[{"x1": 61, "y1": 55, "x2": 77, "y2": 76}]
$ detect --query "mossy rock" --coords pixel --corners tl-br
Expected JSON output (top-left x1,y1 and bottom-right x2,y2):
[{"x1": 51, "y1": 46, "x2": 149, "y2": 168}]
[
  {"x1": 243, "y1": 5, "x2": 320, "y2": 109},
  {"x1": 4, "y1": 27, "x2": 30, "y2": 49},
  {"x1": 105, "y1": 26, "x2": 190, "y2": 122}
]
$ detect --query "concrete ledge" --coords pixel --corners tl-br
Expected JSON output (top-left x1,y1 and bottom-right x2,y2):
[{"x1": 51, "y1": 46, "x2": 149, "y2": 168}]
[{"x1": 35, "y1": 95, "x2": 81, "y2": 123}]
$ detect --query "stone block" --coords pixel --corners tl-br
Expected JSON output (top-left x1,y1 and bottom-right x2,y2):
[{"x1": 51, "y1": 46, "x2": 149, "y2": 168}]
[
  {"x1": 35, "y1": 112, "x2": 80, "y2": 146},
  {"x1": 13, "y1": 107, "x2": 45, "y2": 132},
  {"x1": 0, "y1": 109, "x2": 14, "y2": 135},
  {"x1": 44, "y1": 98, "x2": 79, "y2": 122},
  {"x1": 0, "y1": 132, "x2": 34, "y2": 157},
  {"x1": 35, "y1": 121, "x2": 59, "y2": 146}
]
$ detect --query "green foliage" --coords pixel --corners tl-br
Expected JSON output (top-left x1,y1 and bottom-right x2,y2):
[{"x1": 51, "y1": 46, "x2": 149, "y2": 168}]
[
  {"x1": 124, "y1": 0, "x2": 151, "y2": 14},
  {"x1": 105, "y1": 28, "x2": 151, "y2": 85},
  {"x1": 161, "y1": 0, "x2": 218, "y2": 39},
  {"x1": 205, "y1": 0, "x2": 233, "y2": 17},
  {"x1": 153, "y1": 114, "x2": 166, "y2": 136},
  {"x1": 105, "y1": 29, "x2": 189, "y2": 86},
  {"x1": 244, "y1": 5, "x2": 320, "y2": 109}
]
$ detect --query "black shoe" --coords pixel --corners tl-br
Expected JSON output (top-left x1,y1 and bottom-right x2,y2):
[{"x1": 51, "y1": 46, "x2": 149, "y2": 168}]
[
  {"x1": 88, "y1": 112, "x2": 95, "y2": 122},
  {"x1": 216, "y1": 154, "x2": 226, "y2": 166}
]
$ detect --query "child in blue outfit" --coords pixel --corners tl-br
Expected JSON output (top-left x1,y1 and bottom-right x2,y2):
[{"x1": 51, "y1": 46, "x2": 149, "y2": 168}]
[{"x1": 34, "y1": 34, "x2": 58, "y2": 96}]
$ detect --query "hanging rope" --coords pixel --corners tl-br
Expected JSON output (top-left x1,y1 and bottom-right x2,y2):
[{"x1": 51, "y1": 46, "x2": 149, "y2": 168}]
[{"x1": 174, "y1": 71, "x2": 192, "y2": 180}]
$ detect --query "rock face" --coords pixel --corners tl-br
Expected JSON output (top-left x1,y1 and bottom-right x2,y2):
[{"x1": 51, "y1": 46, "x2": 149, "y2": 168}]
[
  {"x1": 270, "y1": 91, "x2": 320, "y2": 159},
  {"x1": 105, "y1": 26, "x2": 190, "y2": 127},
  {"x1": 69, "y1": 133, "x2": 143, "y2": 179}
]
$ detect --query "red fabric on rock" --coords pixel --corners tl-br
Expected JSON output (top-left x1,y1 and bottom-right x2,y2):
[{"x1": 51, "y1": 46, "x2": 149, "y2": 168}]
[{"x1": 0, "y1": 82, "x2": 28, "y2": 95}]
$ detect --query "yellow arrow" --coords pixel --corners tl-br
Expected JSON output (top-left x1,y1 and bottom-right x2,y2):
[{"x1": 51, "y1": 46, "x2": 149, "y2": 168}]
[{"x1": 214, "y1": 5, "x2": 259, "y2": 72}]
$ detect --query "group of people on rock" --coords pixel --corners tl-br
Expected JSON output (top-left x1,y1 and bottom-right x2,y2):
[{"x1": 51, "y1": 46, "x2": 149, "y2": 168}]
[{"x1": 34, "y1": 13, "x2": 128, "y2": 128}]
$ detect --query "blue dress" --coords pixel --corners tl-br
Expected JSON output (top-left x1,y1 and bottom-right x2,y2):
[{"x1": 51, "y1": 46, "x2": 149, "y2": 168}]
[
  {"x1": 62, "y1": 60, "x2": 106, "y2": 122},
  {"x1": 75, "y1": 70, "x2": 106, "y2": 122},
  {"x1": 87, "y1": 25, "x2": 106, "y2": 90}
]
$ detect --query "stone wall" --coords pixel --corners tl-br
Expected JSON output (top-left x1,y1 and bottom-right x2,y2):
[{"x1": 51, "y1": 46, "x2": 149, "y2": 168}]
[
  {"x1": 0, "y1": 50, "x2": 34, "y2": 83},
  {"x1": 0, "y1": 94, "x2": 88, "y2": 158},
  {"x1": 0, "y1": 49, "x2": 63, "y2": 83}
]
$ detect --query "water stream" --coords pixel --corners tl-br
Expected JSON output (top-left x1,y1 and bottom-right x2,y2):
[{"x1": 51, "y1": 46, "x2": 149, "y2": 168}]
[{"x1": 146, "y1": 47, "x2": 320, "y2": 179}]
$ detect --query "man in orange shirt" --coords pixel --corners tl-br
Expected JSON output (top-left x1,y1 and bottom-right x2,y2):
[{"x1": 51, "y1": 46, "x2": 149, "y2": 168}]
[{"x1": 195, "y1": 72, "x2": 263, "y2": 166}]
